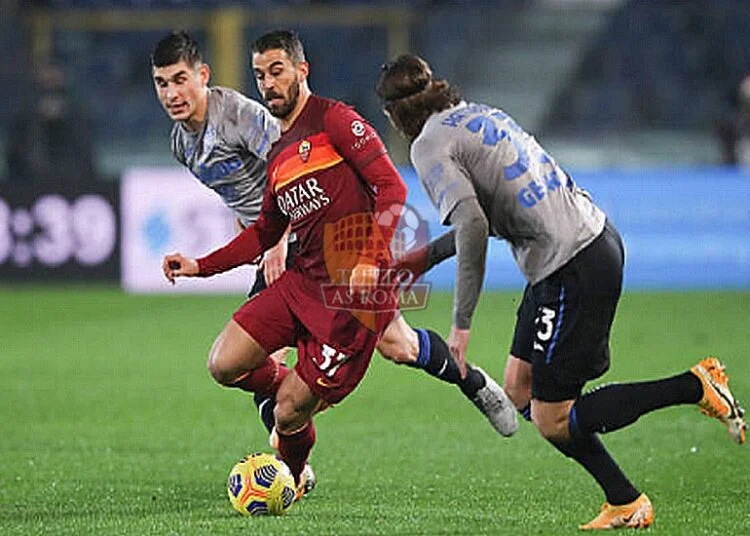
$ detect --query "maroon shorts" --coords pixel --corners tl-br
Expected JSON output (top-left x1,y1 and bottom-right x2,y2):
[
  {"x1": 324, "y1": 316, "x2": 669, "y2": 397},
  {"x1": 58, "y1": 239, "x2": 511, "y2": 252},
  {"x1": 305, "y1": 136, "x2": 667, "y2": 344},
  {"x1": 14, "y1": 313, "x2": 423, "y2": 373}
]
[{"x1": 232, "y1": 280, "x2": 379, "y2": 405}]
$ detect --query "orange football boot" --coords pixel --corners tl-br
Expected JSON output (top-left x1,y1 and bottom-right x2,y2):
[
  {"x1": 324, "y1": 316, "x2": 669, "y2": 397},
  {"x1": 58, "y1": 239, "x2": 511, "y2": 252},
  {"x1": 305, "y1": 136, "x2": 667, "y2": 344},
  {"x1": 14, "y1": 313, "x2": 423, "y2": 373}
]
[
  {"x1": 579, "y1": 493, "x2": 654, "y2": 530},
  {"x1": 690, "y1": 357, "x2": 746, "y2": 444}
]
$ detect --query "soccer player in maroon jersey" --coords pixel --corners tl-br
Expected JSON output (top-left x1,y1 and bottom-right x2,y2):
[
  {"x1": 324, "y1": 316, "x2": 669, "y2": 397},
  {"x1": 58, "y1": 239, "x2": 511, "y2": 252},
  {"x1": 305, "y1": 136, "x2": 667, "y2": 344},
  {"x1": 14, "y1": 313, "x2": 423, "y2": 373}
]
[
  {"x1": 162, "y1": 30, "x2": 517, "y2": 498},
  {"x1": 151, "y1": 32, "x2": 516, "y2": 462},
  {"x1": 161, "y1": 30, "x2": 453, "y2": 497}
]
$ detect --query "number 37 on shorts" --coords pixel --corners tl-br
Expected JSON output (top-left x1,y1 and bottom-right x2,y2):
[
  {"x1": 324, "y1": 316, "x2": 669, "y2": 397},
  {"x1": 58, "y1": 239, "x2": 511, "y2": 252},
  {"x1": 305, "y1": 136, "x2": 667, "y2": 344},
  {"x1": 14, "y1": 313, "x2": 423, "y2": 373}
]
[{"x1": 314, "y1": 344, "x2": 350, "y2": 378}]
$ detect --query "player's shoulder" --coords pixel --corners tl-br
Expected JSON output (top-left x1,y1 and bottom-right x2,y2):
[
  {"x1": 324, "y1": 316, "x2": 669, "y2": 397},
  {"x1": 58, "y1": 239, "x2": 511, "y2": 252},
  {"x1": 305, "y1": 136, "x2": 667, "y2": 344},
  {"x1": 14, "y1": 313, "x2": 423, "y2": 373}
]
[
  {"x1": 210, "y1": 86, "x2": 267, "y2": 116},
  {"x1": 315, "y1": 95, "x2": 365, "y2": 123},
  {"x1": 310, "y1": 94, "x2": 341, "y2": 113},
  {"x1": 287, "y1": 95, "x2": 355, "y2": 135},
  {"x1": 411, "y1": 112, "x2": 451, "y2": 160}
]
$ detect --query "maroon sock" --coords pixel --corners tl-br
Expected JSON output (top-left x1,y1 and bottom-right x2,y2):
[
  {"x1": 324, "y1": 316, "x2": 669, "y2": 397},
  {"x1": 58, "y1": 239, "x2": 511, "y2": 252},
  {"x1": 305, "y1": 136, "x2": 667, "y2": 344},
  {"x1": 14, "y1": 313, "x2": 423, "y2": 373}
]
[
  {"x1": 231, "y1": 357, "x2": 289, "y2": 397},
  {"x1": 277, "y1": 422, "x2": 316, "y2": 484}
]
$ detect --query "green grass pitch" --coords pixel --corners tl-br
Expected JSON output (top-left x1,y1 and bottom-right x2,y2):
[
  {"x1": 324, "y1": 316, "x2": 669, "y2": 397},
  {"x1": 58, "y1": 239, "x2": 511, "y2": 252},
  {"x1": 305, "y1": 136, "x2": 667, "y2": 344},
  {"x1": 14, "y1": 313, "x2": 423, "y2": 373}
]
[{"x1": 1, "y1": 286, "x2": 748, "y2": 535}]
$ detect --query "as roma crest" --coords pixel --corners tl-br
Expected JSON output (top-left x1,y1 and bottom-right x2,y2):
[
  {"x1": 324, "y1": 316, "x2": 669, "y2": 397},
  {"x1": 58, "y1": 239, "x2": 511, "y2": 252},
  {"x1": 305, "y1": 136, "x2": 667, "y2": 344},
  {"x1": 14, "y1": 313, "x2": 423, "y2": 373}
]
[{"x1": 298, "y1": 139, "x2": 312, "y2": 163}]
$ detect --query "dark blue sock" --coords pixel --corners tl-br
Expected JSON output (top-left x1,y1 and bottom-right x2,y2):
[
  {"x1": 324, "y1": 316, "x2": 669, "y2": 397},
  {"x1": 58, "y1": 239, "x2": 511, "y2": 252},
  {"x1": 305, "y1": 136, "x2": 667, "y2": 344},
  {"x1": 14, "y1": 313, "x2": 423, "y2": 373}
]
[
  {"x1": 414, "y1": 327, "x2": 431, "y2": 369},
  {"x1": 408, "y1": 328, "x2": 484, "y2": 397},
  {"x1": 253, "y1": 392, "x2": 276, "y2": 433}
]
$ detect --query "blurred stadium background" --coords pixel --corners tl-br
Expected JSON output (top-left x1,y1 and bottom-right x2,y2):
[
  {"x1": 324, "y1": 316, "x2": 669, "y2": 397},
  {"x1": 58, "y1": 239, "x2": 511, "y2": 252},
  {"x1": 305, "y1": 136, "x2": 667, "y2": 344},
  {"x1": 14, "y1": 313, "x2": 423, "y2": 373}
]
[{"x1": 0, "y1": 0, "x2": 749, "y2": 289}]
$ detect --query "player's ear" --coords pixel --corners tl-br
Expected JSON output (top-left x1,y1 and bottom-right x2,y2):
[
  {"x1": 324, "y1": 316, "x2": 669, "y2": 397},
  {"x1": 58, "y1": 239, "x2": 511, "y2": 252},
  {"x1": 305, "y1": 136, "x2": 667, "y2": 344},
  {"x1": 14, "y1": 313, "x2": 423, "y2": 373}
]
[
  {"x1": 297, "y1": 61, "x2": 310, "y2": 82},
  {"x1": 198, "y1": 62, "x2": 211, "y2": 86}
]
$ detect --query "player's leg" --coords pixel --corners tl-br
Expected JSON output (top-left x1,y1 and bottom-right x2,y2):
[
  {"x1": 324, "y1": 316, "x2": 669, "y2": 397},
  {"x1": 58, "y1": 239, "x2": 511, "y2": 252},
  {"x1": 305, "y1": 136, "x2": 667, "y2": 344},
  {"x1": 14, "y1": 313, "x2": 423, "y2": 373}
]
[
  {"x1": 526, "y1": 222, "x2": 653, "y2": 529},
  {"x1": 207, "y1": 318, "x2": 276, "y2": 390},
  {"x1": 280, "y1": 327, "x2": 379, "y2": 497},
  {"x1": 565, "y1": 363, "x2": 745, "y2": 441},
  {"x1": 532, "y1": 398, "x2": 653, "y2": 530},
  {"x1": 273, "y1": 369, "x2": 321, "y2": 498},
  {"x1": 561, "y1": 223, "x2": 745, "y2": 447},
  {"x1": 377, "y1": 314, "x2": 517, "y2": 436},
  {"x1": 246, "y1": 271, "x2": 288, "y2": 432},
  {"x1": 377, "y1": 314, "x2": 479, "y2": 393},
  {"x1": 213, "y1": 285, "x2": 298, "y2": 419},
  {"x1": 504, "y1": 285, "x2": 538, "y2": 423},
  {"x1": 503, "y1": 355, "x2": 532, "y2": 421},
  {"x1": 246, "y1": 241, "x2": 299, "y2": 431}
]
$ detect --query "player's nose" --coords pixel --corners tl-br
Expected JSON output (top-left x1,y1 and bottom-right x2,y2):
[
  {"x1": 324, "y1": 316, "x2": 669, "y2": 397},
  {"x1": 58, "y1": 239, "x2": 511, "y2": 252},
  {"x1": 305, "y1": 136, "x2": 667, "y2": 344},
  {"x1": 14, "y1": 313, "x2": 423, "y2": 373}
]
[
  {"x1": 260, "y1": 75, "x2": 276, "y2": 92},
  {"x1": 165, "y1": 83, "x2": 179, "y2": 101}
]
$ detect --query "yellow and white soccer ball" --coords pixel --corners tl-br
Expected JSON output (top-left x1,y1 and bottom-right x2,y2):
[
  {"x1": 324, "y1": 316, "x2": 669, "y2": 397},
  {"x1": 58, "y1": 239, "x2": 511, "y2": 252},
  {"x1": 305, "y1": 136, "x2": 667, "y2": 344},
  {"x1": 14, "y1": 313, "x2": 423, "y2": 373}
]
[{"x1": 227, "y1": 452, "x2": 296, "y2": 516}]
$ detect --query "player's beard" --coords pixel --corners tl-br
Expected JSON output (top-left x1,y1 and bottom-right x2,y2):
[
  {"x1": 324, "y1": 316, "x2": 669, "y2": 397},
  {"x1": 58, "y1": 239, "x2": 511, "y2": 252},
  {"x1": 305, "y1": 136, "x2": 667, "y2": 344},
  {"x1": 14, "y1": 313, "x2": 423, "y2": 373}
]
[{"x1": 266, "y1": 76, "x2": 300, "y2": 119}]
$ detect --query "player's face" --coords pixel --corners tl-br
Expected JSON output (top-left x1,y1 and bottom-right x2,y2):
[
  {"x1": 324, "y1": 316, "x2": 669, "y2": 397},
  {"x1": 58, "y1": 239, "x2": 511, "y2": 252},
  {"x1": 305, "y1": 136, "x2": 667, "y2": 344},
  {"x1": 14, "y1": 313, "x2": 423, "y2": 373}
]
[
  {"x1": 152, "y1": 60, "x2": 209, "y2": 128},
  {"x1": 252, "y1": 49, "x2": 308, "y2": 119}
]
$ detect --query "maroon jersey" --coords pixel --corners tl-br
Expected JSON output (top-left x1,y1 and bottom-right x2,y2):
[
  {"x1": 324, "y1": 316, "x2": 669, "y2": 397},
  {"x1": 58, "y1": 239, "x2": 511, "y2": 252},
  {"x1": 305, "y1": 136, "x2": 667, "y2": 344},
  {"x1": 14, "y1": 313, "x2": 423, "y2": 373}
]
[
  {"x1": 266, "y1": 94, "x2": 400, "y2": 281},
  {"x1": 198, "y1": 95, "x2": 407, "y2": 349}
]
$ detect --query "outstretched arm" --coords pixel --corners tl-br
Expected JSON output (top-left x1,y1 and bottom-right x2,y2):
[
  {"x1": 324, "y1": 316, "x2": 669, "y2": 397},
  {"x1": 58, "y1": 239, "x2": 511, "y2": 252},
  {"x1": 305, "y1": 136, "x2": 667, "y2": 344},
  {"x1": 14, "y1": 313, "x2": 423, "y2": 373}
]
[{"x1": 163, "y1": 189, "x2": 288, "y2": 282}]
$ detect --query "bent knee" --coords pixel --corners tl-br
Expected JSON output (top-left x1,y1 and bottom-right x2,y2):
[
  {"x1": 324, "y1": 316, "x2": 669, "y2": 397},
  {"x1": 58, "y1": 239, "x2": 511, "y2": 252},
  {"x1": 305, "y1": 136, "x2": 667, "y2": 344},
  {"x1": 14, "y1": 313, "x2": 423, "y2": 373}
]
[
  {"x1": 532, "y1": 412, "x2": 571, "y2": 443},
  {"x1": 206, "y1": 342, "x2": 248, "y2": 386},
  {"x1": 503, "y1": 381, "x2": 531, "y2": 410},
  {"x1": 378, "y1": 342, "x2": 415, "y2": 364},
  {"x1": 503, "y1": 355, "x2": 532, "y2": 409},
  {"x1": 207, "y1": 353, "x2": 237, "y2": 386}
]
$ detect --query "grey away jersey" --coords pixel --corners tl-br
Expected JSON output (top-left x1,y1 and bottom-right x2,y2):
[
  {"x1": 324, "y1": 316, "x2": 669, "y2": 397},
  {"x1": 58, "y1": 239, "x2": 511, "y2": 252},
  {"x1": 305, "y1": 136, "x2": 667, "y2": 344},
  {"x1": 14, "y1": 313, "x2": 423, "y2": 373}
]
[
  {"x1": 170, "y1": 86, "x2": 280, "y2": 227},
  {"x1": 411, "y1": 102, "x2": 605, "y2": 285}
]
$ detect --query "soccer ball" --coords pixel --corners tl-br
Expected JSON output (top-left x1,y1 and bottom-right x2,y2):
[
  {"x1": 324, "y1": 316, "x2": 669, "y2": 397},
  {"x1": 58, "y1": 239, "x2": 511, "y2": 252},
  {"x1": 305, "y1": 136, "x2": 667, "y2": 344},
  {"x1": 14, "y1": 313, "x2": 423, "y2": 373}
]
[{"x1": 227, "y1": 452, "x2": 297, "y2": 516}]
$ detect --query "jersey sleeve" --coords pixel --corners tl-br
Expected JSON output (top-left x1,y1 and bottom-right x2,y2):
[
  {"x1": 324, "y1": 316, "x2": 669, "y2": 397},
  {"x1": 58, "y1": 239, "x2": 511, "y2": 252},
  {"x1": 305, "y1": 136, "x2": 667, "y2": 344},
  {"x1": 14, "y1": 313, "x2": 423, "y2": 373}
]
[
  {"x1": 325, "y1": 104, "x2": 407, "y2": 262},
  {"x1": 197, "y1": 187, "x2": 289, "y2": 276},
  {"x1": 411, "y1": 134, "x2": 477, "y2": 225},
  {"x1": 236, "y1": 97, "x2": 280, "y2": 159}
]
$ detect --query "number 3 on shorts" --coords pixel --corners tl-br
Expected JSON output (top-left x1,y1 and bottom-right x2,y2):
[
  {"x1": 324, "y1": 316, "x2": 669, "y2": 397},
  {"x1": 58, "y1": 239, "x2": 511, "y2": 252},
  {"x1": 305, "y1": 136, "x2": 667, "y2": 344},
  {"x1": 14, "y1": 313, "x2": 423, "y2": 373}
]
[
  {"x1": 317, "y1": 344, "x2": 350, "y2": 378},
  {"x1": 533, "y1": 306, "x2": 556, "y2": 353}
]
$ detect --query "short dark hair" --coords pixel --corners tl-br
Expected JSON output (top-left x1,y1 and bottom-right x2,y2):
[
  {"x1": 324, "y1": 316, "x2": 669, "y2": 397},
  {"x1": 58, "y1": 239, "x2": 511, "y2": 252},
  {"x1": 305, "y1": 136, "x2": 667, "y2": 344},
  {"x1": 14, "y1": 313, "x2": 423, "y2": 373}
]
[
  {"x1": 250, "y1": 29, "x2": 306, "y2": 64},
  {"x1": 151, "y1": 31, "x2": 203, "y2": 68},
  {"x1": 376, "y1": 54, "x2": 460, "y2": 140}
]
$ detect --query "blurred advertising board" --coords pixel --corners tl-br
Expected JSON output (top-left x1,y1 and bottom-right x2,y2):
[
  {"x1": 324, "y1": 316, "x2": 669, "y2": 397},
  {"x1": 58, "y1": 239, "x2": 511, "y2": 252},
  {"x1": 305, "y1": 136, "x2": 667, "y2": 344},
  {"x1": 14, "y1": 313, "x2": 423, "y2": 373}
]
[
  {"x1": 400, "y1": 166, "x2": 750, "y2": 290},
  {"x1": 0, "y1": 182, "x2": 119, "y2": 281},
  {"x1": 120, "y1": 168, "x2": 255, "y2": 294},
  {"x1": 118, "y1": 165, "x2": 749, "y2": 292}
]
